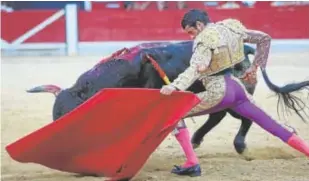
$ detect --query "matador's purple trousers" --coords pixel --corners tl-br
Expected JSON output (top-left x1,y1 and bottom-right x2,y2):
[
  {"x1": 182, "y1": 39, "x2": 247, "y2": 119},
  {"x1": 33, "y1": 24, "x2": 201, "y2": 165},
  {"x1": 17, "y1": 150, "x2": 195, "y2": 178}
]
[
  {"x1": 175, "y1": 73, "x2": 309, "y2": 168},
  {"x1": 221, "y1": 74, "x2": 292, "y2": 141}
]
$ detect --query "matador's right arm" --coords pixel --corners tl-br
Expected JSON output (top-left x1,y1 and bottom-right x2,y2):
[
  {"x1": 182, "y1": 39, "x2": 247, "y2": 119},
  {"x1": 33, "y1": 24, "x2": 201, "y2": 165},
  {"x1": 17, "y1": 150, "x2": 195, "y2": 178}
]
[{"x1": 170, "y1": 43, "x2": 212, "y2": 91}]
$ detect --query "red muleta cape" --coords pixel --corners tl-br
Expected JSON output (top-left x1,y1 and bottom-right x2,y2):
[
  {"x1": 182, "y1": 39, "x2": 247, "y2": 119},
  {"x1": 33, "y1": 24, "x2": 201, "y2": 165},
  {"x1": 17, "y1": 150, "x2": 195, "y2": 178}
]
[{"x1": 6, "y1": 88, "x2": 200, "y2": 180}]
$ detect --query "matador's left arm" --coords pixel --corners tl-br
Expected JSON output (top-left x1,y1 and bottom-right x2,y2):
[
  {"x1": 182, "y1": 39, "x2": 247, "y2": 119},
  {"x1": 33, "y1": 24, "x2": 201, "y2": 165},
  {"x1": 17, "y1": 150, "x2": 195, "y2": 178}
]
[
  {"x1": 243, "y1": 30, "x2": 271, "y2": 70},
  {"x1": 170, "y1": 43, "x2": 212, "y2": 91}
]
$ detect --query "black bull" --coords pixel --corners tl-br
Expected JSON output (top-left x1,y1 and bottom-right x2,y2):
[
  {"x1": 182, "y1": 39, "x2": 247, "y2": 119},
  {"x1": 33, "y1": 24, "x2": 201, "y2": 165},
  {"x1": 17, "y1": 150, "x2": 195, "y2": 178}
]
[{"x1": 27, "y1": 41, "x2": 256, "y2": 154}]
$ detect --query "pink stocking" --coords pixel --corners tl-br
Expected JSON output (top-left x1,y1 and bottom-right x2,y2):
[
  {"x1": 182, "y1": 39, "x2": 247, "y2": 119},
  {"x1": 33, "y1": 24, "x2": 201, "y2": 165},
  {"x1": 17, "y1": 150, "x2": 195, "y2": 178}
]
[{"x1": 175, "y1": 128, "x2": 199, "y2": 167}]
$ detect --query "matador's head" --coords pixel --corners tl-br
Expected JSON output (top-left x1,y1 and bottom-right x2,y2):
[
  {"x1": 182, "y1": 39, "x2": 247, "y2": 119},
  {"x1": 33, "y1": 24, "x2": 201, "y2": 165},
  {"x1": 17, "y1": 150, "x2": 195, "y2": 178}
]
[{"x1": 181, "y1": 9, "x2": 211, "y2": 39}]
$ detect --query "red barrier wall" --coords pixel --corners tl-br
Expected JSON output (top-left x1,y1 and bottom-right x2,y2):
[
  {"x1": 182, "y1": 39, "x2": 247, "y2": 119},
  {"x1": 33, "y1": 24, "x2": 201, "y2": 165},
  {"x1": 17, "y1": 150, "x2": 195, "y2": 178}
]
[
  {"x1": 2, "y1": 6, "x2": 309, "y2": 43},
  {"x1": 2, "y1": 11, "x2": 66, "y2": 42}
]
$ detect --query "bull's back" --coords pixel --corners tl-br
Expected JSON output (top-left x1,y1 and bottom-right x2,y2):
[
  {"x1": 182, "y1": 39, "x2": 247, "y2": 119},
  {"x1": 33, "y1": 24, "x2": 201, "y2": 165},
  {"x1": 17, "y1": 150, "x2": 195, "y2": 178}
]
[{"x1": 69, "y1": 59, "x2": 141, "y2": 100}]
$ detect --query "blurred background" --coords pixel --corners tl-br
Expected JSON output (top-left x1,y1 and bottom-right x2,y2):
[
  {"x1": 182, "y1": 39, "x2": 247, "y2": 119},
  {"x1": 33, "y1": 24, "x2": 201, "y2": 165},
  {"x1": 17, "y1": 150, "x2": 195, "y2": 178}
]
[{"x1": 1, "y1": 1, "x2": 309, "y2": 56}]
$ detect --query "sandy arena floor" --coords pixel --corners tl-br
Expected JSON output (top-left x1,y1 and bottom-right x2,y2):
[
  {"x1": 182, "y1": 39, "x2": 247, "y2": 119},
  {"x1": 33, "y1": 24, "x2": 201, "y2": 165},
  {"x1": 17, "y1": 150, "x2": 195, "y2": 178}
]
[{"x1": 1, "y1": 52, "x2": 309, "y2": 181}]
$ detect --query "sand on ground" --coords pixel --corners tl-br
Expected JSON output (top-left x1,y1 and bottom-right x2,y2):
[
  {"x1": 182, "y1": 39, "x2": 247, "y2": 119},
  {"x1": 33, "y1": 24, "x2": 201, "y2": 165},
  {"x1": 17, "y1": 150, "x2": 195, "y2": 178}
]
[{"x1": 1, "y1": 52, "x2": 309, "y2": 181}]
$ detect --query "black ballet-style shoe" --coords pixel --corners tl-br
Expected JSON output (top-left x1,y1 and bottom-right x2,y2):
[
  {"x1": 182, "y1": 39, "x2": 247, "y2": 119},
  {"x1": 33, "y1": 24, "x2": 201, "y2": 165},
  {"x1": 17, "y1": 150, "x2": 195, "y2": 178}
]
[{"x1": 171, "y1": 164, "x2": 201, "y2": 177}]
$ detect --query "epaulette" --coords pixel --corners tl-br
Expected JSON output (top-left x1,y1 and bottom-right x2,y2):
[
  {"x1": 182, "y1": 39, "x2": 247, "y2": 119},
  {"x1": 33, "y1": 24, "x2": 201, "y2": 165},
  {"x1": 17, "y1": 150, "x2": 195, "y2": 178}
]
[
  {"x1": 193, "y1": 27, "x2": 220, "y2": 54},
  {"x1": 217, "y1": 18, "x2": 247, "y2": 37}
]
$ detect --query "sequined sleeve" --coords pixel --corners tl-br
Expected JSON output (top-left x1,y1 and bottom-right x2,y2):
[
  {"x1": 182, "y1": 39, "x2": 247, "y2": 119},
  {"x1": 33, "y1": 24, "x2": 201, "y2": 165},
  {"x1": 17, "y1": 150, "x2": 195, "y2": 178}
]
[
  {"x1": 170, "y1": 43, "x2": 212, "y2": 91},
  {"x1": 244, "y1": 30, "x2": 271, "y2": 69}
]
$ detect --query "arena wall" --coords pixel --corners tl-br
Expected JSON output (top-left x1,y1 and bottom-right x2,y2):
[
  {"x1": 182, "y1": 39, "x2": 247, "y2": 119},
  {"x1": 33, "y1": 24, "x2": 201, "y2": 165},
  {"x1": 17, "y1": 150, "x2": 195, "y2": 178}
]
[{"x1": 1, "y1": 6, "x2": 309, "y2": 56}]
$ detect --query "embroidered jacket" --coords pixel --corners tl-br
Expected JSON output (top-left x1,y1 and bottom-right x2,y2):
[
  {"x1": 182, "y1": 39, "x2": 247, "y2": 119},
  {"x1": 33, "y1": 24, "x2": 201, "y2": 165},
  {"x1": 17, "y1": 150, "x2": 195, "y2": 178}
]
[{"x1": 171, "y1": 19, "x2": 271, "y2": 91}]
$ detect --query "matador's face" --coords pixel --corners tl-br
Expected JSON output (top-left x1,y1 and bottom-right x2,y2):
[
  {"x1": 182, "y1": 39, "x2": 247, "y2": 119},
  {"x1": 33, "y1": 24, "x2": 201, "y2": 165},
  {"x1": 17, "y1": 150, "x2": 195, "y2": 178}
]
[{"x1": 184, "y1": 21, "x2": 205, "y2": 39}]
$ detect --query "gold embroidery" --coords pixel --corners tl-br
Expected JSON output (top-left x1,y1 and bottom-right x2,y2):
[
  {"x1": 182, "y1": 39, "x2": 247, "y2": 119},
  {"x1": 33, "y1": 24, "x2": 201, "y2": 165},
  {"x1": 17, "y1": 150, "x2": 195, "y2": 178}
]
[
  {"x1": 231, "y1": 38, "x2": 245, "y2": 62},
  {"x1": 191, "y1": 44, "x2": 212, "y2": 68},
  {"x1": 193, "y1": 27, "x2": 220, "y2": 53},
  {"x1": 170, "y1": 18, "x2": 253, "y2": 115},
  {"x1": 244, "y1": 30, "x2": 271, "y2": 69},
  {"x1": 209, "y1": 46, "x2": 232, "y2": 71},
  {"x1": 217, "y1": 19, "x2": 247, "y2": 38},
  {"x1": 201, "y1": 43, "x2": 244, "y2": 76},
  {"x1": 187, "y1": 76, "x2": 226, "y2": 116},
  {"x1": 193, "y1": 19, "x2": 246, "y2": 76},
  {"x1": 171, "y1": 44, "x2": 212, "y2": 91}
]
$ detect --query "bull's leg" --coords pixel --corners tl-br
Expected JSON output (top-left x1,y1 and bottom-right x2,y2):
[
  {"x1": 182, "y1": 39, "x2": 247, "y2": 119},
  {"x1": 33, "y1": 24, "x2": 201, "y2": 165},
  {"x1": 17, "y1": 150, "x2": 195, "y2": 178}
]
[
  {"x1": 228, "y1": 109, "x2": 253, "y2": 154},
  {"x1": 228, "y1": 83, "x2": 255, "y2": 154},
  {"x1": 191, "y1": 111, "x2": 227, "y2": 149}
]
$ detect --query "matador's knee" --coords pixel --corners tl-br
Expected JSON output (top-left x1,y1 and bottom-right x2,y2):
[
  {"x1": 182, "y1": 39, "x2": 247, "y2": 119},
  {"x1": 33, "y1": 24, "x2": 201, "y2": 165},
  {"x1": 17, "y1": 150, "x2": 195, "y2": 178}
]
[{"x1": 172, "y1": 119, "x2": 187, "y2": 136}]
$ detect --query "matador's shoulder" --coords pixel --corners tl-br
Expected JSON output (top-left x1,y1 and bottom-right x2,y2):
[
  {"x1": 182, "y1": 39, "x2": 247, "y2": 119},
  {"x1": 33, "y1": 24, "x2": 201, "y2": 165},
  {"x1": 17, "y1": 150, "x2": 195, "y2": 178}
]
[
  {"x1": 193, "y1": 26, "x2": 220, "y2": 52},
  {"x1": 217, "y1": 18, "x2": 247, "y2": 37}
]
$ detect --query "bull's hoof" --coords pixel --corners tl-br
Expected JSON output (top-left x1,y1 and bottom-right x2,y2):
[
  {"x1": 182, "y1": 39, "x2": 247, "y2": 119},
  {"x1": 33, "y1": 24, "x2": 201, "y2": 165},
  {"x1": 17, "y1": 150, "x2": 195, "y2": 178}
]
[
  {"x1": 192, "y1": 142, "x2": 201, "y2": 149},
  {"x1": 191, "y1": 132, "x2": 204, "y2": 149},
  {"x1": 234, "y1": 137, "x2": 247, "y2": 154}
]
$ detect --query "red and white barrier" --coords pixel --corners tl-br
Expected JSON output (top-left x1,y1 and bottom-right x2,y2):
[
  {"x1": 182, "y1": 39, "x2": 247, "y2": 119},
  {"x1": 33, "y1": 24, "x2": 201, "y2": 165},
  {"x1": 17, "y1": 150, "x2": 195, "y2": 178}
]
[{"x1": 1, "y1": 5, "x2": 309, "y2": 55}]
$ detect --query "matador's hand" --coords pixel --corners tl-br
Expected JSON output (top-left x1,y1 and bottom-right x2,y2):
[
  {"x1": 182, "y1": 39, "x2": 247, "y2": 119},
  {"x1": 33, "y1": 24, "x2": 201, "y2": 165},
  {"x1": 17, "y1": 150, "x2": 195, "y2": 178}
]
[
  {"x1": 240, "y1": 64, "x2": 258, "y2": 84},
  {"x1": 160, "y1": 85, "x2": 176, "y2": 95}
]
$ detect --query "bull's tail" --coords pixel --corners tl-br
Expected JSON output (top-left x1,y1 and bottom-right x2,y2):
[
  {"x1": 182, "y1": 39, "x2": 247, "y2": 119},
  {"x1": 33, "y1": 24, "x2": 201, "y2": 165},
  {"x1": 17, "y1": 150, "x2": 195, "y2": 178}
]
[
  {"x1": 27, "y1": 84, "x2": 62, "y2": 97},
  {"x1": 261, "y1": 69, "x2": 309, "y2": 122}
]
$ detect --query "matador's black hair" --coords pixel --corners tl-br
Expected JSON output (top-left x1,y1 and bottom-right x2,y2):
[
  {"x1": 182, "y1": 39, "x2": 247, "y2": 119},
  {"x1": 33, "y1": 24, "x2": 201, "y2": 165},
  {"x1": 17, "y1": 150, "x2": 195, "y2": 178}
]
[{"x1": 181, "y1": 9, "x2": 211, "y2": 29}]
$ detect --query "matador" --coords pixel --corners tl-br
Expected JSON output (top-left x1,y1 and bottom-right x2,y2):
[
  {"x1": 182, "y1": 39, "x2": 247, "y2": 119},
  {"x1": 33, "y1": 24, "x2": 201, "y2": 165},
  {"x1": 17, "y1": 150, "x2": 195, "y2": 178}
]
[{"x1": 160, "y1": 9, "x2": 309, "y2": 177}]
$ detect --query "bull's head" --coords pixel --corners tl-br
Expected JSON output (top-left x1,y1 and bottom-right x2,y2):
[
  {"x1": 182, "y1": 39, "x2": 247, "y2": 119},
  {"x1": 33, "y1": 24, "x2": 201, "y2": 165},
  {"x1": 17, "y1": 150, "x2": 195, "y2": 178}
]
[
  {"x1": 26, "y1": 42, "x2": 193, "y2": 121},
  {"x1": 26, "y1": 85, "x2": 83, "y2": 121},
  {"x1": 26, "y1": 47, "x2": 147, "y2": 121}
]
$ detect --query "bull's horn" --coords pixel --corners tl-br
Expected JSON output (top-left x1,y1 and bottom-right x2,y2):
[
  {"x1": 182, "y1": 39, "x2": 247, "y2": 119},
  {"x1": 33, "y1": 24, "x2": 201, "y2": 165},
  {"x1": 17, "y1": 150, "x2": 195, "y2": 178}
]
[{"x1": 26, "y1": 85, "x2": 62, "y2": 96}]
